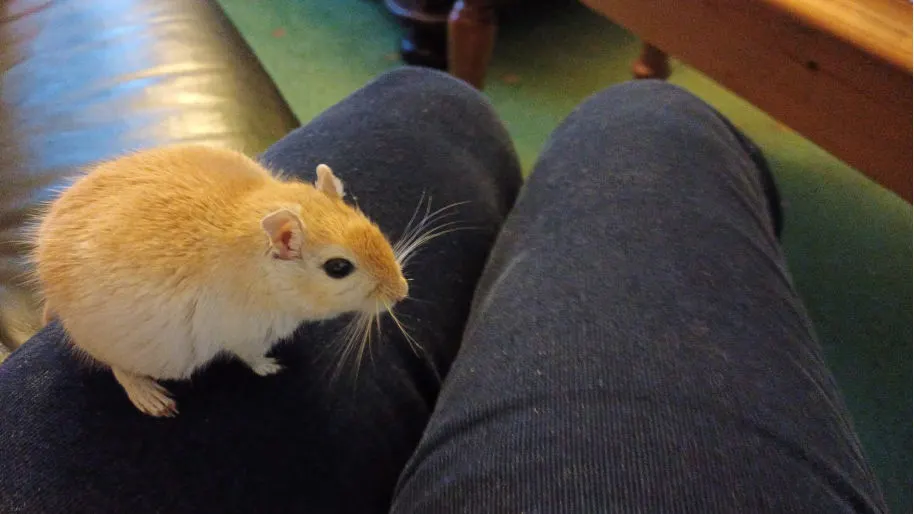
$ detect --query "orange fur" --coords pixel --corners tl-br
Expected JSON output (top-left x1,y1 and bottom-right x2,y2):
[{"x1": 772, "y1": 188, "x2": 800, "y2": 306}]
[{"x1": 31, "y1": 144, "x2": 407, "y2": 417}]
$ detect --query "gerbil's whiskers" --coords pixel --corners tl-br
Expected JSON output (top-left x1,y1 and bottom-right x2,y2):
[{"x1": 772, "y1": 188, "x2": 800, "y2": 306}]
[
  {"x1": 383, "y1": 302, "x2": 420, "y2": 357},
  {"x1": 395, "y1": 191, "x2": 429, "y2": 252},
  {"x1": 385, "y1": 303, "x2": 442, "y2": 385},
  {"x1": 330, "y1": 311, "x2": 371, "y2": 384},
  {"x1": 332, "y1": 304, "x2": 387, "y2": 386},
  {"x1": 393, "y1": 193, "x2": 453, "y2": 255},
  {"x1": 329, "y1": 194, "x2": 472, "y2": 386},
  {"x1": 374, "y1": 306, "x2": 384, "y2": 344},
  {"x1": 393, "y1": 195, "x2": 473, "y2": 268},
  {"x1": 353, "y1": 310, "x2": 372, "y2": 381},
  {"x1": 330, "y1": 304, "x2": 441, "y2": 386}
]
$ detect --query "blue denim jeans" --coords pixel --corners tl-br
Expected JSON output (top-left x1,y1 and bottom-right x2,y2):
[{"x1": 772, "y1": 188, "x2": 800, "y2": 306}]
[{"x1": 0, "y1": 67, "x2": 885, "y2": 513}]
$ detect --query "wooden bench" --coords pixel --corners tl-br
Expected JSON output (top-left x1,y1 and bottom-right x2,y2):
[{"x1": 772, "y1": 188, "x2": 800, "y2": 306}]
[{"x1": 448, "y1": 0, "x2": 913, "y2": 201}]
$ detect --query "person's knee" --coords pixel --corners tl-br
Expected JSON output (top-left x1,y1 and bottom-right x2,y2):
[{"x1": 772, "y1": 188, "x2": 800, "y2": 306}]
[
  {"x1": 606, "y1": 79, "x2": 700, "y2": 102},
  {"x1": 528, "y1": 79, "x2": 758, "y2": 190},
  {"x1": 585, "y1": 80, "x2": 716, "y2": 122},
  {"x1": 359, "y1": 66, "x2": 516, "y2": 174},
  {"x1": 367, "y1": 66, "x2": 496, "y2": 120},
  {"x1": 543, "y1": 80, "x2": 743, "y2": 165},
  {"x1": 373, "y1": 65, "x2": 476, "y2": 96}
]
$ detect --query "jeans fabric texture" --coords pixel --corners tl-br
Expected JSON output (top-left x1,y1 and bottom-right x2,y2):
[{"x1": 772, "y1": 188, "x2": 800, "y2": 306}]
[{"x1": 0, "y1": 67, "x2": 885, "y2": 513}]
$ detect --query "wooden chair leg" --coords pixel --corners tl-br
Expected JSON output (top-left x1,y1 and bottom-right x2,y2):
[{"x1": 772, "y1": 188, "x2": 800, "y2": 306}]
[
  {"x1": 448, "y1": 1, "x2": 496, "y2": 89},
  {"x1": 632, "y1": 42, "x2": 671, "y2": 80}
]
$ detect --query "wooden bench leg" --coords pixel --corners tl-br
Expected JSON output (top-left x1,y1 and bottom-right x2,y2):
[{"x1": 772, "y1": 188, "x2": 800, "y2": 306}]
[
  {"x1": 448, "y1": 1, "x2": 496, "y2": 89},
  {"x1": 632, "y1": 42, "x2": 671, "y2": 80}
]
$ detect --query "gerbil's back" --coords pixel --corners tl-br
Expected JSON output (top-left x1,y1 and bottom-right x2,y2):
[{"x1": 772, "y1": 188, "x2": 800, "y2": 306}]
[{"x1": 35, "y1": 145, "x2": 274, "y2": 290}]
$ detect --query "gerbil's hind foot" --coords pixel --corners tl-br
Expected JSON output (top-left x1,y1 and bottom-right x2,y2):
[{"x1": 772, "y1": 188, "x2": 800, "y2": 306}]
[
  {"x1": 41, "y1": 303, "x2": 54, "y2": 325},
  {"x1": 112, "y1": 368, "x2": 178, "y2": 417},
  {"x1": 242, "y1": 355, "x2": 284, "y2": 376}
]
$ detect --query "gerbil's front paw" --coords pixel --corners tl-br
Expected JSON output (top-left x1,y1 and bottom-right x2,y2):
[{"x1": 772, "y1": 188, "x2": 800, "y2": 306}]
[
  {"x1": 113, "y1": 369, "x2": 178, "y2": 418},
  {"x1": 249, "y1": 357, "x2": 283, "y2": 377}
]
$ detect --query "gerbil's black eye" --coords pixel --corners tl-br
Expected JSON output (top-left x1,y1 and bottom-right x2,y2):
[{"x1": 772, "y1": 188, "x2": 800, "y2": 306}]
[{"x1": 323, "y1": 258, "x2": 354, "y2": 279}]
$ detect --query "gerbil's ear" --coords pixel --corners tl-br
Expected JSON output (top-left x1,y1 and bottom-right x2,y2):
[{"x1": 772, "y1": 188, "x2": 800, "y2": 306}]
[
  {"x1": 261, "y1": 209, "x2": 306, "y2": 260},
  {"x1": 315, "y1": 164, "x2": 345, "y2": 200}
]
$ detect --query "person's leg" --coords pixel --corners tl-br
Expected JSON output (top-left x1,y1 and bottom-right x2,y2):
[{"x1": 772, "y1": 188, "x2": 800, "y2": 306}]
[
  {"x1": 0, "y1": 67, "x2": 522, "y2": 514},
  {"x1": 391, "y1": 81, "x2": 887, "y2": 513}
]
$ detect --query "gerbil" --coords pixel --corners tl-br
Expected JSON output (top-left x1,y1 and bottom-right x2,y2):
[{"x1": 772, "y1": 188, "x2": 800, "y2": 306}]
[{"x1": 31, "y1": 144, "x2": 408, "y2": 417}]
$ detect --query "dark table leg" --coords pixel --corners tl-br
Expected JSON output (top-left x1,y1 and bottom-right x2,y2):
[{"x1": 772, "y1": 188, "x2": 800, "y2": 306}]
[
  {"x1": 632, "y1": 42, "x2": 671, "y2": 79},
  {"x1": 448, "y1": 0, "x2": 497, "y2": 89},
  {"x1": 385, "y1": 0, "x2": 453, "y2": 69}
]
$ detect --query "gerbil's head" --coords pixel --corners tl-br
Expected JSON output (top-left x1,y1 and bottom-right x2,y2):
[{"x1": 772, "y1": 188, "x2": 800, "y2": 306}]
[{"x1": 260, "y1": 164, "x2": 408, "y2": 320}]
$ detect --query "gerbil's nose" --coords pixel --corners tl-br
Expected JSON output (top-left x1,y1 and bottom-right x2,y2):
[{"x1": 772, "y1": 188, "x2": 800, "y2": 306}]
[
  {"x1": 393, "y1": 277, "x2": 409, "y2": 302},
  {"x1": 397, "y1": 277, "x2": 409, "y2": 302}
]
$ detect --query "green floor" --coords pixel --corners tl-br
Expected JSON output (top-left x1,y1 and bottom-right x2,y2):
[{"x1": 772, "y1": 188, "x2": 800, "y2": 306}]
[{"x1": 219, "y1": 0, "x2": 912, "y2": 510}]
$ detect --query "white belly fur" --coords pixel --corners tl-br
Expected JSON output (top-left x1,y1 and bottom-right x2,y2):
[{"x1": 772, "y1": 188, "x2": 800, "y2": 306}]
[{"x1": 60, "y1": 284, "x2": 303, "y2": 380}]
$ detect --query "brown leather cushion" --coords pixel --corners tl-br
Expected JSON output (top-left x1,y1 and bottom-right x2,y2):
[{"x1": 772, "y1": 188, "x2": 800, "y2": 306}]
[{"x1": 0, "y1": 0, "x2": 300, "y2": 354}]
